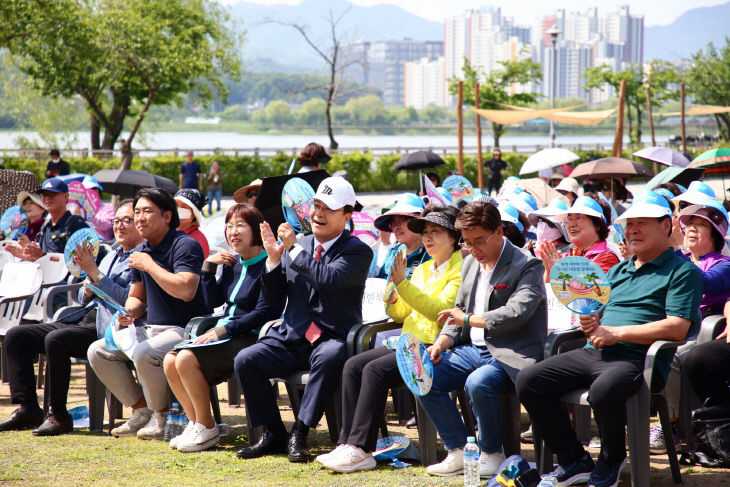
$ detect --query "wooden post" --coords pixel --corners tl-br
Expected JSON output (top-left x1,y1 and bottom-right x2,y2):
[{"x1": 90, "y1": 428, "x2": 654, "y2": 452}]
[
  {"x1": 475, "y1": 82, "x2": 484, "y2": 189},
  {"x1": 612, "y1": 79, "x2": 627, "y2": 158},
  {"x1": 645, "y1": 85, "x2": 658, "y2": 174},
  {"x1": 457, "y1": 81, "x2": 464, "y2": 176},
  {"x1": 680, "y1": 83, "x2": 687, "y2": 155}
]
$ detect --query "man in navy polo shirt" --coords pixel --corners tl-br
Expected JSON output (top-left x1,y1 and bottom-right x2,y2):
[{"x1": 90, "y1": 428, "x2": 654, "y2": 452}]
[
  {"x1": 5, "y1": 177, "x2": 87, "y2": 260},
  {"x1": 87, "y1": 188, "x2": 210, "y2": 441},
  {"x1": 179, "y1": 151, "x2": 202, "y2": 190}
]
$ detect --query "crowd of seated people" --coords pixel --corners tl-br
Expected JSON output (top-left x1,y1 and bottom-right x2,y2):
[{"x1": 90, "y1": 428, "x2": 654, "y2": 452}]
[{"x1": 2, "y1": 166, "x2": 730, "y2": 487}]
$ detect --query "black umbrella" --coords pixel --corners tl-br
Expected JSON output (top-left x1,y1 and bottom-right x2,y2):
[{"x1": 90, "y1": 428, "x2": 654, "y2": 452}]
[
  {"x1": 395, "y1": 150, "x2": 446, "y2": 193},
  {"x1": 253, "y1": 169, "x2": 362, "y2": 233},
  {"x1": 92, "y1": 169, "x2": 178, "y2": 197},
  {"x1": 0, "y1": 169, "x2": 41, "y2": 214}
]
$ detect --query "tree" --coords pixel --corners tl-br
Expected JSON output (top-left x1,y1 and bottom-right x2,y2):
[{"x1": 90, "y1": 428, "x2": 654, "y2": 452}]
[
  {"x1": 297, "y1": 98, "x2": 327, "y2": 126},
  {"x1": 270, "y1": 8, "x2": 363, "y2": 149},
  {"x1": 0, "y1": 0, "x2": 241, "y2": 168},
  {"x1": 584, "y1": 61, "x2": 679, "y2": 145},
  {"x1": 448, "y1": 57, "x2": 542, "y2": 147},
  {"x1": 345, "y1": 95, "x2": 390, "y2": 126},
  {"x1": 686, "y1": 38, "x2": 730, "y2": 141},
  {"x1": 264, "y1": 100, "x2": 292, "y2": 128}
]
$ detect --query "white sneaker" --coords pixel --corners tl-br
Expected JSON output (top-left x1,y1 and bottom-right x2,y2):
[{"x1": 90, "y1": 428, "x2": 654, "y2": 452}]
[
  {"x1": 111, "y1": 408, "x2": 151, "y2": 438},
  {"x1": 136, "y1": 411, "x2": 167, "y2": 440},
  {"x1": 177, "y1": 423, "x2": 220, "y2": 453},
  {"x1": 479, "y1": 449, "x2": 506, "y2": 478},
  {"x1": 426, "y1": 448, "x2": 464, "y2": 477},
  {"x1": 169, "y1": 421, "x2": 196, "y2": 449},
  {"x1": 319, "y1": 444, "x2": 376, "y2": 473},
  {"x1": 315, "y1": 444, "x2": 349, "y2": 465}
]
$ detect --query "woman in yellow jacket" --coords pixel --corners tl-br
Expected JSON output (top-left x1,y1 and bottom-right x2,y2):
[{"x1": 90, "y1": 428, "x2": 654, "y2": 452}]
[{"x1": 317, "y1": 205, "x2": 463, "y2": 473}]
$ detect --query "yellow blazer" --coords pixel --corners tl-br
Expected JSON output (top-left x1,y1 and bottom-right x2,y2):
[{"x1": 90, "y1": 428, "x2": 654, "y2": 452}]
[{"x1": 387, "y1": 250, "x2": 463, "y2": 344}]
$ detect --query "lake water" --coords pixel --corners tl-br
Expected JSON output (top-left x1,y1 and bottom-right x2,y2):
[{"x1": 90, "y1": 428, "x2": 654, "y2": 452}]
[{"x1": 0, "y1": 131, "x2": 671, "y2": 155}]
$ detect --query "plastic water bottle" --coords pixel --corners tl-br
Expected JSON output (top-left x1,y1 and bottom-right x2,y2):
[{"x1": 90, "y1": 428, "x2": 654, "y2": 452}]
[
  {"x1": 217, "y1": 423, "x2": 229, "y2": 437},
  {"x1": 178, "y1": 407, "x2": 189, "y2": 437},
  {"x1": 538, "y1": 475, "x2": 558, "y2": 486},
  {"x1": 463, "y1": 436, "x2": 480, "y2": 487},
  {"x1": 164, "y1": 403, "x2": 180, "y2": 442}
]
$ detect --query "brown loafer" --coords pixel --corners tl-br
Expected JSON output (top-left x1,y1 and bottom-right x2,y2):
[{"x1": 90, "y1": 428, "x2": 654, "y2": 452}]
[
  {"x1": 0, "y1": 407, "x2": 44, "y2": 431},
  {"x1": 32, "y1": 413, "x2": 74, "y2": 436}
]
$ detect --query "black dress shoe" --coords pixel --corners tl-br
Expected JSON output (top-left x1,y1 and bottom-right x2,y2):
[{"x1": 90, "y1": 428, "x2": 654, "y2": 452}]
[
  {"x1": 236, "y1": 429, "x2": 288, "y2": 459},
  {"x1": 406, "y1": 416, "x2": 417, "y2": 429},
  {"x1": 287, "y1": 431, "x2": 310, "y2": 463},
  {"x1": 32, "y1": 413, "x2": 73, "y2": 436},
  {"x1": 0, "y1": 407, "x2": 44, "y2": 432}
]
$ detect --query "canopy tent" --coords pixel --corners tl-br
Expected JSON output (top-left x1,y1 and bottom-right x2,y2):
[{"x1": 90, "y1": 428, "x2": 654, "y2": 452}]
[
  {"x1": 470, "y1": 104, "x2": 615, "y2": 126},
  {"x1": 656, "y1": 104, "x2": 730, "y2": 117}
]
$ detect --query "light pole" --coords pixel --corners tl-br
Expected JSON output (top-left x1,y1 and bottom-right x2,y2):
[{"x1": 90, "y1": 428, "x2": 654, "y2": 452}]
[{"x1": 547, "y1": 26, "x2": 560, "y2": 148}]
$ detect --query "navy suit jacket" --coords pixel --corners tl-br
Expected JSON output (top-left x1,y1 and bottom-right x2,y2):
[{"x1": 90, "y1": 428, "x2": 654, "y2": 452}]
[{"x1": 261, "y1": 231, "x2": 373, "y2": 347}]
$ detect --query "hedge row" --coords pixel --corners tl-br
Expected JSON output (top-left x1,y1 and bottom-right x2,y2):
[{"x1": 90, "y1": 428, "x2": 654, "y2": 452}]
[{"x1": 1, "y1": 149, "x2": 616, "y2": 195}]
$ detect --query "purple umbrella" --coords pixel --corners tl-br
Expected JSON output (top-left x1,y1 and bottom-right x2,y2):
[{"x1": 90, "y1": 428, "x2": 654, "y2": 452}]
[{"x1": 633, "y1": 147, "x2": 689, "y2": 168}]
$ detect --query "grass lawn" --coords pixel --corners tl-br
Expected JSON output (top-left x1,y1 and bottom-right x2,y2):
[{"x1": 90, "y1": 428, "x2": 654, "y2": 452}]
[{"x1": 0, "y1": 364, "x2": 728, "y2": 486}]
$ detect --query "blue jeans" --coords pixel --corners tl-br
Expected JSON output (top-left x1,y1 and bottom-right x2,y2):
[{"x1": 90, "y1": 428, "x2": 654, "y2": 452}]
[
  {"x1": 208, "y1": 189, "x2": 221, "y2": 213},
  {"x1": 418, "y1": 344, "x2": 512, "y2": 453}
]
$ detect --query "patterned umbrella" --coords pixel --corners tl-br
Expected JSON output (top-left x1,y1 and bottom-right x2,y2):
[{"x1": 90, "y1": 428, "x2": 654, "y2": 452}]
[
  {"x1": 687, "y1": 148, "x2": 730, "y2": 174},
  {"x1": 0, "y1": 169, "x2": 41, "y2": 215}
]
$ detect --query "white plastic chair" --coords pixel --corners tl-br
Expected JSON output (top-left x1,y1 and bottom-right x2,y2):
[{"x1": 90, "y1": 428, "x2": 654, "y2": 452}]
[
  {"x1": 0, "y1": 262, "x2": 42, "y2": 382},
  {"x1": 23, "y1": 253, "x2": 68, "y2": 322},
  {"x1": 0, "y1": 251, "x2": 13, "y2": 271}
]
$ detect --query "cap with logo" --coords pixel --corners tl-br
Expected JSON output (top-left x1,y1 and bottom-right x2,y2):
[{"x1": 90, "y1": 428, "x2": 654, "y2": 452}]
[
  {"x1": 37, "y1": 177, "x2": 69, "y2": 194},
  {"x1": 673, "y1": 180, "x2": 716, "y2": 206},
  {"x1": 678, "y1": 200, "x2": 730, "y2": 238},
  {"x1": 528, "y1": 198, "x2": 569, "y2": 226},
  {"x1": 313, "y1": 176, "x2": 356, "y2": 211},
  {"x1": 374, "y1": 192, "x2": 426, "y2": 231},
  {"x1": 499, "y1": 202, "x2": 524, "y2": 232},
  {"x1": 615, "y1": 190, "x2": 673, "y2": 223},
  {"x1": 554, "y1": 195, "x2": 606, "y2": 223}
]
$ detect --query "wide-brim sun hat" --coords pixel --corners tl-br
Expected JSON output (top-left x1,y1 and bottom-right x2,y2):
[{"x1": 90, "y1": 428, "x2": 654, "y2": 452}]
[
  {"x1": 673, "y1": 180, "x2": 716, "y2": 206},
  {"x1": 374, "y1": 193, "x2": 425, "y2": 232},
  {"x1": 678, "y1": 201, "x2": 730, "y2": 239},
  {"x1": 528, "y1": 198, "x2": 569, "y2": 226},
  {"x1": 233, "y1": 179, "x2": 263, "y2": 204},
  {"x1": 407, "y1": 208, "x2": 458, "y2": 234},
  {"x1": 554, "y1": 195, "x2": 606, "y2": 223},
  {"x1": 16, "y1": 191, "x2": 45, "y2": 209},
  {"x1": 174, "y1": 189, "x2": 208, "y2": 227},
  {"x1": 554, "y1": 177, "x2": 580, "y2": 196},
  {"x1": 615, "y1": 190, "x2": 673, "y2": 223}
]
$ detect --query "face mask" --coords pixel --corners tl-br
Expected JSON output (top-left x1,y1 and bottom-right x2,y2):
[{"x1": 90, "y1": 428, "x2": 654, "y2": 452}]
[
  {"x1": 536, "y1": 221, "x2": 562, "y2": 244},
  {"x1": 177, "y1": 207, "x2": 192, "y2": 219}
]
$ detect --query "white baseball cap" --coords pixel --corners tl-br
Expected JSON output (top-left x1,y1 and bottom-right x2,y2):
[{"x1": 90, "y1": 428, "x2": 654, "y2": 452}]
[
  {"x1": 615, "y1": 190, "x2": 673, "y2": 223},
  {"x1": 554, "y1": 196, "x2": 607, "y2": 222},
  {"x1": 672, "y1": 180, "x2": 716, "y2": 206},
  {"x1": 314, "y1": 176, "x2": 356, "y2": 211}
]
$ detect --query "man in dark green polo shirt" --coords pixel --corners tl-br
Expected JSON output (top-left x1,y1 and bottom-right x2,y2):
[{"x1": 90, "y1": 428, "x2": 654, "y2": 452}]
[{"x1": 517, "y1": 190, "x2": 702, "y2": 487}]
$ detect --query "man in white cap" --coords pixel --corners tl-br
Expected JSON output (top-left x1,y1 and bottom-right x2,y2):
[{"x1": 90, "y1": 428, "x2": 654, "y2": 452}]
[
  {"x1": 234, "y1": 176, "x2": 373, "y2": 463},
  {"x1": 517, "y1": 190, "x2": 703, "y2": 487}
]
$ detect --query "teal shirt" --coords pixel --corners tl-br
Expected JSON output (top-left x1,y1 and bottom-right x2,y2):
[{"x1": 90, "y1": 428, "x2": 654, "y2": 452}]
[{"x1": 587, "y1": 247, "x2": 703, "y2": 379}]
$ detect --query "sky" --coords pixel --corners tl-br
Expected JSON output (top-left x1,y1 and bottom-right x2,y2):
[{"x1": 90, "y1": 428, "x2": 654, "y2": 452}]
[{"x1": 218, "y1": 0, "x2": 727, "y2": 26}]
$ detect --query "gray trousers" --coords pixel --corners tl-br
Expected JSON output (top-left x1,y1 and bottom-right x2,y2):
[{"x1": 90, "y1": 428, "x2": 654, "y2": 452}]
[{"x1": 87, "y1": 325, "x2": 185, "y2": 412}]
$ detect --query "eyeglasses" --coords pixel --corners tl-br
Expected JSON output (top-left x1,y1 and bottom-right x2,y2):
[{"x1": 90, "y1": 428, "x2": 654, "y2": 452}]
[
  {"x1": 109, "y1": 217, "x2": 133, "y2": 227},
  {"x1": 247, "y1": 191, "x2": 259, "y2": 199},
  {"x1": 459, "y1": 231, "x2": 496, "y2": 251},
  {"x1": 225, "y1": 222, "x2": 249, "y2": 232}
]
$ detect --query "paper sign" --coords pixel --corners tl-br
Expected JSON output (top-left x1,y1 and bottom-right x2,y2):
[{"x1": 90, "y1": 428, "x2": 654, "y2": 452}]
[
  {"x1": 63, "y1": 228, "x2": 102, "y2": 278},
  {"x1": 545, "y1": 284, "x2": 574, "y2": 331},
  {"x1": 549, "y1": 256, "x2": 610, "y2": 315},
  {"x1": 281, "y1": 177, "x2": 315, "y2": 234},
  {"x1": 442, "y1": 175, "x2": 474, "y2": 204},
  {"x1": 361, "y1": 277, "x2": 390, "y2": 323},
  {"x1": 395, "y1": 332, "x2": 434, "y2": 396},
  {"x1": 0, "y1": 205, "x2": 29, "y2": 239},
  {"x1": 350, "y1": 212, "x2": 379, "y2": 240}
]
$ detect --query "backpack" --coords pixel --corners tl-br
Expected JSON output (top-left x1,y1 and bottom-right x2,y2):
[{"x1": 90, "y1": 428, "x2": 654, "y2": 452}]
[{"x1": 690, "y1": 405, "x2": 730, "y2": 468}]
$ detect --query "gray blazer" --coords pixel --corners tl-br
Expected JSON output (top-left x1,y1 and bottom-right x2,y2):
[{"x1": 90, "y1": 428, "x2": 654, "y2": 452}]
[{"x1": 440, "y1": 239, "x2": 547, "y2": 382}]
